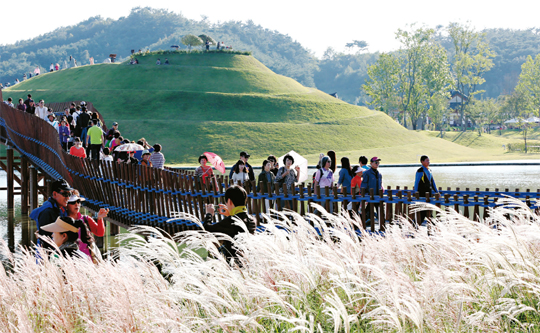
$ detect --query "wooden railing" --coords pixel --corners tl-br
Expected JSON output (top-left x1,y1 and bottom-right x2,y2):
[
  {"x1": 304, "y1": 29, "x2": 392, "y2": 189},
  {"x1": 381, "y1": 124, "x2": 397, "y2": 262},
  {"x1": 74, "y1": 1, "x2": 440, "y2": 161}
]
[{"x1": 1, "y1": 99, "x2": 539, "y2": 234}]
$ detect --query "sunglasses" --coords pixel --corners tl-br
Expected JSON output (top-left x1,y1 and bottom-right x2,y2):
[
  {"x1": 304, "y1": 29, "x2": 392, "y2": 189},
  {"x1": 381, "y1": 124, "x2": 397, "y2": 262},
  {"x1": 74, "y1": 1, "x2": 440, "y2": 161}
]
[
  {"x1": 57, "y1": 191, "x2": 72, "y2": 197},
  {"x1": 373, "y1": 161, "x2": 380, "y2": 164},
  {"x1": 68, "y1": 200, "x2": 82, "y2": 205}
]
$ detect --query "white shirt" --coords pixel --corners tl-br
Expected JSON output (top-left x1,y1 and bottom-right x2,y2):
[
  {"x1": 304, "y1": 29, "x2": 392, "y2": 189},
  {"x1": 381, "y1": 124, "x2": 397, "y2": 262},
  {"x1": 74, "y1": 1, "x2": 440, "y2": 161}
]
[
  {"x1": 232, "y1": 172, "x2": 249, "y2": 185},
  {"x1": 47, "y1": 119, "x2": 59, "y2": 132},
  {"x1": 36, "y1": 106, "x2": 48, "y2": 120}
]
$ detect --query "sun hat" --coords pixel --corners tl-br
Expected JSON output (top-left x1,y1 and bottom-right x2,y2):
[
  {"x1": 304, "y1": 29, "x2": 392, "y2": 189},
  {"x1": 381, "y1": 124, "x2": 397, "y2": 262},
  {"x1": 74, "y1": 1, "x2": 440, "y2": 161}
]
[
  {"x1": 40, "y1": 216, "x2": 79, "y2": 233},
  {"x1": 67, "y1": 193, "x2": 86, "y2": 203}
]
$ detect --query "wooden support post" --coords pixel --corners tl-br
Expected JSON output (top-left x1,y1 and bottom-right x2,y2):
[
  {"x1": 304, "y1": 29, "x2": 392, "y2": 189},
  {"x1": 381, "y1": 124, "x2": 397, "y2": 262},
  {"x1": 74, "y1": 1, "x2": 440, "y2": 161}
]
[
  {"x1": 6, "y1": 146, "x2": 14, "y2": 209},
  {"x1": 463, "y1": 195, "x2": 470, "y2": 218},
  {"x1": 360, "y1": 188, "x2": 366, "y2": 229},
  {"x1": 29, "y1": 165, "x2": 38, "y2": 211},
  {"x1": 21, "y1": 156, "x2": 29, "y2": 214},
  {"x1": 369, "y1": 188, "x2": 375, "y2": 232},
  {"x1": 473, "y1": 195, "x2": 480, "y2": 222},
  {"x1": 378, "y1": 189, "x2": 385, "y2": 232}
]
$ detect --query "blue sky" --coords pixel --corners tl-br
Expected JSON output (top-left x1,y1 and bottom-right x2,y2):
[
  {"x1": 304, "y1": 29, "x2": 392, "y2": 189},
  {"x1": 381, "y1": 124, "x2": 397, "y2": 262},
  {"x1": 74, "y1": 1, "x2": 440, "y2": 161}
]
[{"x1": 3, "y1": 0, "x2": 539, "y2": 57}]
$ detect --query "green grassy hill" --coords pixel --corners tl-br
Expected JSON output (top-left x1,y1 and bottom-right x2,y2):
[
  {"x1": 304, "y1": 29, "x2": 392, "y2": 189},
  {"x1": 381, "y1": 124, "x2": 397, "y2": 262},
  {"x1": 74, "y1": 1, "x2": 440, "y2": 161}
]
[{"x1": 5, "y1": 52, "x2": 531, "y2": 165}]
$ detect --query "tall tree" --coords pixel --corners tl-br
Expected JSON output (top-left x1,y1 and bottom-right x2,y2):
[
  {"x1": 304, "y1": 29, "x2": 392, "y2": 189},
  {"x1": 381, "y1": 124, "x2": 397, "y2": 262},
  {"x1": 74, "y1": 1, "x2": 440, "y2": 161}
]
[
  {"x1": 447, "y1": 23, "x2": 495, "y2": 131},
  {"x1": 362, "y1": 53, "x2": 399, "y2": 114},
  {"x1": 516, "y1": 53, "x2": 540, "y2": 116},
  {"x1": 427, "y1": 93, "x2": 449, "y2": 137},
  {"x1": 503, "y1": 89, "x2": 534, "y2": 152},
  {"x1": 181, "y1": 34, "x2": 203, "y2": 51},
  {"x1": 364, "y1": 26, "x2": 452, "y2": 130}
]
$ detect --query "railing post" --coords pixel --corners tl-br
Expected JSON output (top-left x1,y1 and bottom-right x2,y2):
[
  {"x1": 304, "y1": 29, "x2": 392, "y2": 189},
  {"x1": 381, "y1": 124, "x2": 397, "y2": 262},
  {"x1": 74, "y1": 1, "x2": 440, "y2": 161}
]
[
  {"x1": 299, "y1": 183, "x2": 306, "y2": 216},
  {"x1": 20, "y1": 156, "x2": 29, "y2": 214},
  {"x1": 29, "y1": 165, "x2": 38, "y2": 212},
  {"x1": 360, "y1": 188, "x2": 366, "y2": 229},
  {"x1": 378, "y1": 189, "x2": 385, "y2": 232},
  {"x1": 6, "y1": 146, "x2": 14, "y2": 209},
  {"x1": 369, "y1": 188, "x2": 375, "y2": 232}
]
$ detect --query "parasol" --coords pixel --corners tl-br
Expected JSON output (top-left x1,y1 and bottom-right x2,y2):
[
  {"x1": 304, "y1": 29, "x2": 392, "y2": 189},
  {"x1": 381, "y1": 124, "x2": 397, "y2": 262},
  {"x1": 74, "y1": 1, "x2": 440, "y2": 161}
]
[
  {"x1": 278, "y1": 150, "x2": 308, "y2": 183},
  {"x1": 114, "y1": 143, "x2": 145, "y2": 152},
  {"x1": 203, "y1": 152, "x2": 226, "y2": 174}
]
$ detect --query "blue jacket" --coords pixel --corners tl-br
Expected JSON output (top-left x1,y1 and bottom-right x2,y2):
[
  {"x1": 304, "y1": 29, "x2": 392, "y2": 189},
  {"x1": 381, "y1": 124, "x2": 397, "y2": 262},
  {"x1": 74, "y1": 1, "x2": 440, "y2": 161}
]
[{"x1": 360, "y1": 167, "x2": 382, "y2": 194}]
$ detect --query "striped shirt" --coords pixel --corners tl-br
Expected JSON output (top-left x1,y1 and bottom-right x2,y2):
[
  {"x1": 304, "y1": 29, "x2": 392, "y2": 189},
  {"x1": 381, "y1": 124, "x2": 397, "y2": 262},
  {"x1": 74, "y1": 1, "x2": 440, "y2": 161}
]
[{"x1": 149, "y1": 152, "x2": 165, "y2": 169}]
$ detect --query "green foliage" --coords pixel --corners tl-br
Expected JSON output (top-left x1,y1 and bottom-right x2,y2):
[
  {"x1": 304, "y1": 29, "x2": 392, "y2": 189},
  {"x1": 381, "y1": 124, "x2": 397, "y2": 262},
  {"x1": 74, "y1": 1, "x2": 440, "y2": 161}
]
[
  {"x1": 446, "y1": 23, "x2": 495, "y2": 130},
  {"x1": 363, "y1": 53, "x2": 399, "y2": 113},
  {"x1": 0, "y1": 7, "x2": 316, "y2": 88},
  {"x1": 345, "y1": 40, "x2": 368, "y2": 52},
  {"x1": 516, "y1": 54, "x2": 540, "y2": 115},
  {"x1": 6, "y1": 53, "x2": 426, "y2": 164},
  {"x1": 427, "y1": 93, "x2": 449, "y2": 136},
  {"x1": 198, "y1": 34, "x2": 216, "y2": 45},
  {"x1": 363, "y1": 25, "x2": 453, "y2": 130},
  {"x1": 181, "y1": 34, "x2": 203, "y2": 50}
]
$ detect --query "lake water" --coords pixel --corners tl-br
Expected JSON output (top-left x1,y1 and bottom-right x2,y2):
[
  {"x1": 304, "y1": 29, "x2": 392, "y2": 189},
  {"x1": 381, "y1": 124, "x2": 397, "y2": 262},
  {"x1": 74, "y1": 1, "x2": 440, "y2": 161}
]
[{"x1": 1, "y1": 162, "x2": 539, "y2": 250}]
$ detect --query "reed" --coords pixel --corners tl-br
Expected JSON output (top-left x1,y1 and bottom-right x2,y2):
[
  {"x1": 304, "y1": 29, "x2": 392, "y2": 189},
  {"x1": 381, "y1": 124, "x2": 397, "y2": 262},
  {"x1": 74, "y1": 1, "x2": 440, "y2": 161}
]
[{"x1": 1, "y1": 198, "x2": 540, "y2": 332}]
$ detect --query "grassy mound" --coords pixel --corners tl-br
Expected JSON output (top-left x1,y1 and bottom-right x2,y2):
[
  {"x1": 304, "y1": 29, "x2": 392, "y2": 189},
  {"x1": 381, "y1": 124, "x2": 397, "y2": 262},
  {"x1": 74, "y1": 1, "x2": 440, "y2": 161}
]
[{"x1": 3, "y1": 52, "x2": 504, "y2": 165}]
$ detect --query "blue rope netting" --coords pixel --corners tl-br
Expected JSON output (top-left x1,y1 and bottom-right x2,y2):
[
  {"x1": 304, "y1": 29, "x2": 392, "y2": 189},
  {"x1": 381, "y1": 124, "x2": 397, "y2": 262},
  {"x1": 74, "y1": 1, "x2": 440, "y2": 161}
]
[{"x1": 1, "y1": 118, "x2": 539, "y2": 228}]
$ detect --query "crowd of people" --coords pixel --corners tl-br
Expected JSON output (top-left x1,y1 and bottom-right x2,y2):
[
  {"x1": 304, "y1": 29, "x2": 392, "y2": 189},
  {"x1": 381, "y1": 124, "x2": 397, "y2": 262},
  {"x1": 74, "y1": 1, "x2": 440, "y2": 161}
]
[
  {"x1": 219, "y1": 150, "x2": 438, "y2": 222},
  {"x1": 0, "y1": 56, "x2": 87, "y2": 89},
  {"x1": 3, "y1": 96, "x2": 166, "y2": 167},
  {"x1": 30, "y1": 179, "x2": 109, "y2": 262}
]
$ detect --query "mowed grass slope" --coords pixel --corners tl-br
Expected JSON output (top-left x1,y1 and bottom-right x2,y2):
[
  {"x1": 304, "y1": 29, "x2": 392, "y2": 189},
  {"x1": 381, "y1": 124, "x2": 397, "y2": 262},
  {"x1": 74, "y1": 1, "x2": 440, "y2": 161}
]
[{"x1": 5, "y1": 52, "x2": 488, "y2": 164}]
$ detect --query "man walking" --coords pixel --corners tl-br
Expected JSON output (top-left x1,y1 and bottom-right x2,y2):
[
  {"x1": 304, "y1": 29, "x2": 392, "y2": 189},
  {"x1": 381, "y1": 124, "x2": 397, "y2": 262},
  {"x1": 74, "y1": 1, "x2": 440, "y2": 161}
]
[
  {"x1": 30, "y1": 179, "x2": 72, "y2": 248},
  {"x1": 361, "y1": 157, "x2": 383, "y2": 223},
  {"x1": 413, "y1": 155, "x2": 438, "y2": 225},
  {"x1": 229, "y1": 151, "x2": 255, "y2": 182},
  {"x1": 86, "y1": 119, "x2": 104, "y2": 160}
]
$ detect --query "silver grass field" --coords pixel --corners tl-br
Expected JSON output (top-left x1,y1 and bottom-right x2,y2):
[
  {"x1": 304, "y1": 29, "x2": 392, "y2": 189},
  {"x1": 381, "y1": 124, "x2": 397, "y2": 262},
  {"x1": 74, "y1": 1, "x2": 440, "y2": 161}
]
[{"x1": 1, "y1": 198, "x2": 540, "y2": 332}]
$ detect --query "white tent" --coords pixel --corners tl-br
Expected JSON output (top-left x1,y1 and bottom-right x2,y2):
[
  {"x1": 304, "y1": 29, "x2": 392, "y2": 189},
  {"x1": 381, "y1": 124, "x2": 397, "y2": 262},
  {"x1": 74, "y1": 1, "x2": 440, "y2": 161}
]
[
  {"x1": 278, "y1": 150, "x2": 308, "y2": 183},
  {"x1": 526, "y1": 117, "x2": 540, "y2": 123},
  {"x1": 504, "y1": 118, "x2": 519, "y2": 124}
]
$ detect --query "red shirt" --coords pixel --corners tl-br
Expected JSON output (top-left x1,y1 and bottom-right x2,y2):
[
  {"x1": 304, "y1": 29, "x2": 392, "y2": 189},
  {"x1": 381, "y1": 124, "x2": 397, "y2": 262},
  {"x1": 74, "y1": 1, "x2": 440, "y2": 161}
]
[
  {"x1": 70, "y1": 146, "x2": 87, "y2": 158},
  {"x1": 350, "y1": 175, "x2": 362, "y2": 195}
]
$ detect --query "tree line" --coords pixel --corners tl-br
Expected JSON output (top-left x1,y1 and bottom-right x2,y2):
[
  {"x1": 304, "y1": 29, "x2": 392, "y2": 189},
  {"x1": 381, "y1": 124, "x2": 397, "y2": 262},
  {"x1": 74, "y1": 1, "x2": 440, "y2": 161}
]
[{"x1": 362, "y1": 23, "x2": 540, "y2": 142}]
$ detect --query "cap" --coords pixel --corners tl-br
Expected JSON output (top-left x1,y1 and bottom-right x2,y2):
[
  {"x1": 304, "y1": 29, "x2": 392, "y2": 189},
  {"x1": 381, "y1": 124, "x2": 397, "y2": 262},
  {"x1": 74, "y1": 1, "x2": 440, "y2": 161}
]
[
  {"x1": 240, "y1": 151, "x2": 250, "y2": 158},
  {"x1": 51, "y1": 179, "x2": 73, "y2": 193},
  {"x1": 142, "y1": 150, "x2": 151, "y2": 156},
  {"x1": 41, "y1": 217, "x2": 79, "y2": 233},
  {"x1": 370, "y1": 157, "x2": 381, "y2": 163},
  {"x1": 112, "y1": 122, "x2": 118, "y2": 126},
  {"x1": 67, "y1": 193, "x2": 86, "y2": 203},
  {"x1": 80, "y1": 101, "x2": 86, "y2": 106}
]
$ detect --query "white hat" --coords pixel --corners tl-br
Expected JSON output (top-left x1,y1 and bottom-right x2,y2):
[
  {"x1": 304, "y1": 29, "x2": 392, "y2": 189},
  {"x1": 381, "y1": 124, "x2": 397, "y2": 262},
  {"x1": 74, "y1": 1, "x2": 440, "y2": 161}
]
[
  {"x1": 67, "y1": 193, "x2": 86, "y2": 203},
  {"x1": 40, "y1": 217, "x2": 79, "y2": 233}
]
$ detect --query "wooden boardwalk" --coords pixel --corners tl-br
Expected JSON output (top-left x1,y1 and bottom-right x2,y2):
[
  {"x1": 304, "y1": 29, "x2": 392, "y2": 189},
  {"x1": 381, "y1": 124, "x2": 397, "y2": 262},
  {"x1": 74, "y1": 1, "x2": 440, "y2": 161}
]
[{"x1": 1, "y1": 95, "x2": 539, "y2": 234}]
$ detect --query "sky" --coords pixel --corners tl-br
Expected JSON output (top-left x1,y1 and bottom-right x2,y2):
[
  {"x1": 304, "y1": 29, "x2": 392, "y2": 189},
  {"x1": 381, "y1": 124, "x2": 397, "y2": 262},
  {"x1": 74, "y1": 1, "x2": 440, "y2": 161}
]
[{"x1": 2, "y1": 0, "x2": 539, "y2": 57}]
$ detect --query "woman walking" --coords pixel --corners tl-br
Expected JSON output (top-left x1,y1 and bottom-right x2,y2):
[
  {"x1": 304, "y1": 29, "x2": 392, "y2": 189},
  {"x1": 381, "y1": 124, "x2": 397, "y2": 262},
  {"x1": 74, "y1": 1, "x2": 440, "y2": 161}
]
[
  {"x1": 258, "y1": 159, "x2": 276, "y2": 213},
  {"x1": 231, "y1": 160, "x2": 249, "y2": 185},
  {"x1": 65, "y1": 191, "x2": 108, "y2": 263},
  {"x1": 275, "y1": 154, "x2": 300, "y2": 210}
]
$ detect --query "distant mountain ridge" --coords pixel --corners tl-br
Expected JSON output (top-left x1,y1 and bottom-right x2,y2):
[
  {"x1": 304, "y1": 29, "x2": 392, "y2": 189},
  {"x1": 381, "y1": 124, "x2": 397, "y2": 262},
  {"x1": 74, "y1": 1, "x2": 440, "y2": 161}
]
[{"x1": 0, "y1": 7, "x2": 317, "y2": 88}]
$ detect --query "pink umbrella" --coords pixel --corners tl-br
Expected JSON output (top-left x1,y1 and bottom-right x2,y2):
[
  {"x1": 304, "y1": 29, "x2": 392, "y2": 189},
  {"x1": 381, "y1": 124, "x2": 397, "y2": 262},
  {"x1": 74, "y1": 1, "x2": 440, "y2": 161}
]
[{"x1": 203, "y1": 152, "x2": 226, "y2": 174}]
